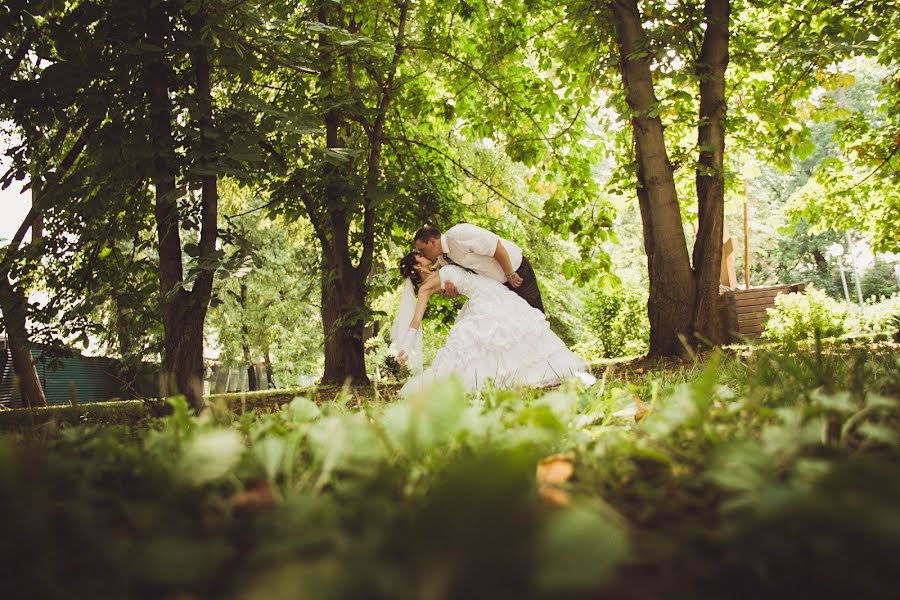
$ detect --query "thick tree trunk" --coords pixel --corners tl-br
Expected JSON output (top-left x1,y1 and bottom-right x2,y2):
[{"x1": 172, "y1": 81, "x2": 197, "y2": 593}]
[
  {"x1": 0, "y1": 276, "x2": 47, "y2": 407},
  {"x1": 308, "y1": 0, "x2": 408, "y2": 384},
  {"x1": 320, "y1": 251, "x2": 369, "y2": 385},
  {"x1": 160, "y1": 299, "x2": 207, "y2": 403},
  {"x1": 310, "y1": 0, "x2": 371, "y2": 386},
  {"x1": 612, "y1": 0, "x2": 695, "y2": 356},
  {"x1": 692, "y1": 0, "x2": 731, "y2": 346}
]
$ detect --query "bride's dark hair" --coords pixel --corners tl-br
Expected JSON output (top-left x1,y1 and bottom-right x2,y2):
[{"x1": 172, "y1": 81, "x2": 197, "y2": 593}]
[{"x1": 399, "y1": 252, "x2": 423, "y2": 285}]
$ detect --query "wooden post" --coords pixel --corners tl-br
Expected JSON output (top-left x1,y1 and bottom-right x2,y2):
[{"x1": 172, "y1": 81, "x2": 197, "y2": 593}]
[
  {"x1": 720, "y1": 221, "x2": 737, "y2": 288},
  {"x1": 743, "y1": 186, "x2": 750, "y2": 290}
]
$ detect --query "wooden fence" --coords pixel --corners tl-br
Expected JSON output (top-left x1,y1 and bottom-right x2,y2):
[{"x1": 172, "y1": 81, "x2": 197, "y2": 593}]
[{"x1": 719, "y1": 283, "x2": 807, "y2": 341}]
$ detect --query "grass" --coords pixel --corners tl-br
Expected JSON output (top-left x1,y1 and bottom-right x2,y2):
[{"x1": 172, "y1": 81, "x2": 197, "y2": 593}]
[
  {"x1": 2, "y1": 337, "x2": 894, "y2": 434},
  {"x1": 0, "y1": 340, "x2": 897, "y2": 599},
  {"x1": 0, "y1": 356, "x2": 673, "y2": 433},
  {"x1": 0, "y1": 383, "x2": 409, "y2": 433}
]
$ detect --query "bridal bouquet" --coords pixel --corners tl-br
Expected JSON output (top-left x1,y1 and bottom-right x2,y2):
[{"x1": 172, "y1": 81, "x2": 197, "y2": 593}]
[{"x1": 365, "y1": 336, "x2": 411, "y2": 382}]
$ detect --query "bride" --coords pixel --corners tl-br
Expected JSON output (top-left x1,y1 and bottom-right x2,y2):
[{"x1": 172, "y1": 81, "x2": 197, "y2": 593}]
[{"x1": 392, "y1": 251, "x2": 592, "y2": 397}]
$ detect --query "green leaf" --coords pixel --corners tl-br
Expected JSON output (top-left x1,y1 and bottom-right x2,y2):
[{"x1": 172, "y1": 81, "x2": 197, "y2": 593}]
[
  {"x1": 536, "y1": 507, "x2": 629, "y2": 592},
  {"x1": 857, "y1": 422, "x2": 898, "y2": 447},
  {"x1": 286, "y1": 396, "x2": 321, "y2": 423},
  {"x1": 253, "y1": 436, "x2": 288, "y2": 482},
  {"x1": 178, "y1": 429, "x2": 245, "y2": 485}
]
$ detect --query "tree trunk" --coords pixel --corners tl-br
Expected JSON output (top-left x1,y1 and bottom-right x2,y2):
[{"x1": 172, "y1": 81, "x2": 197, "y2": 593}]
[
  {"x1": 160, "y1": 300, "x2": 207, "y2": 403},
  {"x1": 305, "y1": 0, "x2": 408, "y2": 384},
  {"x1": 812, "y1": 248, "x2": 828, "y2": 275},
  {"x1": 309, "y1": 0, "x2": 371, "y2": 386},
  {"x1": 612, "y1": 0, "x2": 695, "y2": 356},
  {"x1": 30, "y1": 180, "x2": 43, "y2": 242},
  {"x1": 0, "y1": 275, "x2": 47, "y2": 407},
  {"x1": 264, "y1": 346, "x2": 275, "y2": 389},
  {"x1": 320, "y1": 249, "x2": 370, "y2": 385},
  {"x1": 239, "y1": 283, "x2": 258, "y2": 392},
  {"x1": 143, "y1": 2, "x2": 218, "y2": 410},
  {"x1": 115, "y1": 300, "x2": 143, "y2": 399},
  {"x1": 691, "y1": 0, "x2": 730, "y2": 346}
]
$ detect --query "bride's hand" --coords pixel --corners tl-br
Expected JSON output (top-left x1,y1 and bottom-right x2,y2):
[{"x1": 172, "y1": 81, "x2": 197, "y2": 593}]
[
  {"x1": 443, "y1": 281, "x2": 459, "y2": 297},
  {"x1": 396, "y1": 351, "x2": 408, "y2": 366}
]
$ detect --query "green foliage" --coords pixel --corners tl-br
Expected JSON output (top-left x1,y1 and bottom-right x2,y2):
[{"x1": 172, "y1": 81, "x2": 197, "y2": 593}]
[
  {"x1": 763, "y1": 286, "x2": 849, "y2": 342},
  {"x1": 576, "y1": 285, "x2": 648, "y2": 359},
  {"x1": 846, "y1": 294, "x2": 900, "y2": 337},
  {"x1": 784, "y1": 57, "x2": 900, "y2": 254},
  {"x1": 861, "y1": 258, "x2": 900, "y2": 300},
  {"x1": 206, "y1": 183, "x2": 324, "y2": 386},
  {"x1": 763, "y1": 287, "x2": 900, "y2": 343},
  {"x1": 2, "y1": 344, "x2": 899, "y2": 597}
]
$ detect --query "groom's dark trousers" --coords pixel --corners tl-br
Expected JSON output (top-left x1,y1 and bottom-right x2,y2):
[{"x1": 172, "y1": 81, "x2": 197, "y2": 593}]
[{"x1": 506, "y1": 256, "x2": 545, "y2": 314}]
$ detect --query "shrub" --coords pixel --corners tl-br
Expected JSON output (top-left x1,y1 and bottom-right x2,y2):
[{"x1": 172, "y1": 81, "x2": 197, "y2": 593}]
[
  {"x1": 763, "y1": 285, "x2": 848, "y2": 342},
  {"x1": 577, "y1": 289, "x2": 648, "y2": 359},
  {"x1": 861, "y1": 258, "x2": 899, "y2": 300},
  {"x1": 847, "y1": 293, "x2": 900, "y2": 336}
]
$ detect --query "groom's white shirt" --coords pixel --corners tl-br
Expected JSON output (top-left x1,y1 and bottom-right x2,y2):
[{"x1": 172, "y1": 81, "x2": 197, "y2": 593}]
[{"x1": 438, "y1": 223, "x2": 523, "y2": 284}]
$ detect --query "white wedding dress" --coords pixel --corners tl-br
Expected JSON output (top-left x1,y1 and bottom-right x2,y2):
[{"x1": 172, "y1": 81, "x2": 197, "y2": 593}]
[{"x1": 400, "y1": 265, "x2": 590, "y2": 397}]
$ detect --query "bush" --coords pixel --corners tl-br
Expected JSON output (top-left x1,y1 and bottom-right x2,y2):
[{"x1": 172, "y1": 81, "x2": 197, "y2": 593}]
[
  {"x1": 763, "y1": 285, "x2": 849, "y2": 342},
  {"x1": 576, "y1": 288, "x2": 648, "y2": 359},
  {"x1": 847, "y1": 293, "x2": 900, "y2": 336},
  {"x1": 861, "y1": 258, "x2": 899, "y2": 300}
]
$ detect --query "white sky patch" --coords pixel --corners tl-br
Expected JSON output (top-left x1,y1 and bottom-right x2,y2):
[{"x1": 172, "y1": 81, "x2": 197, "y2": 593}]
[{"x1": 0, "y1": 147, "x2": 32, "y2": 245}]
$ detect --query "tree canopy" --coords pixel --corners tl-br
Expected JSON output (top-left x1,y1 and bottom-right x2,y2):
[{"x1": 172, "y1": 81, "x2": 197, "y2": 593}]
[{"x1": 0, "y1": 0, "x2": 897, "y2": 398}]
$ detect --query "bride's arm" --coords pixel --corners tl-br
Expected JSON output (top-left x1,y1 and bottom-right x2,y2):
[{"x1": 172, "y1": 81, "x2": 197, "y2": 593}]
[
  {"x1": 408, "y1": 274, "x2": 440, "y2": 330},
  {"x1": 396, "y1": 275, "x2": 440, "y2": 365}
]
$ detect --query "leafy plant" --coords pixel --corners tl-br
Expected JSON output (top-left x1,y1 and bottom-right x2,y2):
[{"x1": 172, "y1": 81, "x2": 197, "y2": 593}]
[
  {"x1": 763, "y1": 285, "x2": 849, "y2": 342},
  {"x1": 2, "y1": 343, "x2": 899, "y2": 598},
  {"x1": 577, "y1": 287, "x2": 648, "y2": 359},
  {"x1": 846, "y1": 294, "x2": 900, "y2": 336}
]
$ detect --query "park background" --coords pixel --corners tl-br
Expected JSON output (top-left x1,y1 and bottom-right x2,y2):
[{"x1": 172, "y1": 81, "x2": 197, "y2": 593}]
[{"x1": 1, "y1": 1, "x2": 898, "y2": 598}]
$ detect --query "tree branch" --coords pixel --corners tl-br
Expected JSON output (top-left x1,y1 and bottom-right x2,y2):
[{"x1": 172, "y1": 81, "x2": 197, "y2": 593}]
[
  {"x1": 0, "y1": 29, "x2": 37, "y2": 82},
  {"x1": 218, "y1": 27, "x2": 318, "y2": 75},
  {"x1": 0, "y1": 129, "x2": 89, "y2": 277},
  {"x1": 832, "y1": 141, "x2": 900, "y2": 196},
  {"x1": 387, "y1": 133, "x2": 547, "y2": 224},
  {"x1": 407, "y1": 44, "x2": 556, "y2": 157},
  {"x1": 359, "y1": 0, "x2": 409, "y2": 276}
]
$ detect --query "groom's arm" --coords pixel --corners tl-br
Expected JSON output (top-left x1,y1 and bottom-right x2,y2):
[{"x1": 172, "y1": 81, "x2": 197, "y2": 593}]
[
  {"x1": 494, "y1": 241, "x2": 523, "y2": 288},
  {"x1": 450, "y1": 224, "x2": 522, "y2": 287}
]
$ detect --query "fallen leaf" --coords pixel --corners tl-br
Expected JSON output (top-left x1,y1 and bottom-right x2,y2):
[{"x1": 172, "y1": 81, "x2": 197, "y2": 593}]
[
  {"x1": 634, "y1": 395, "x2": 649, "y2": 422},
  {"x1": 537, "y1": 452, "x2": 575, "y2": 485},
  {"x1": 230, "y1": 479, "x2": 279, "y2": 509},
  {"x1": 538, "y1": 485, "x2": 572, "y2": 508},
  {"x1": 537, "y1": 452, "x2": 575, "y2": 509}
]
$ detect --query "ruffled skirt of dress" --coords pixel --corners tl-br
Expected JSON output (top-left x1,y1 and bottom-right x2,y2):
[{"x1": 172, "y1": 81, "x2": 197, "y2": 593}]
[{"x1": 399, "y1": 292, "x2": 587, "y2": 397}]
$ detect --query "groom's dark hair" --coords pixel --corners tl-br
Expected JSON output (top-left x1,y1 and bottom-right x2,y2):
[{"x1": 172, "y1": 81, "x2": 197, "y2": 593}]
[{"x1": 414, "y1": 225, "x2": 441, "y2": 243}]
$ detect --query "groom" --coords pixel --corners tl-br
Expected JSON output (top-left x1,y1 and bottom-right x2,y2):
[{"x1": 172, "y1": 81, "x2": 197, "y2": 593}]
[{"x1": 413, "y1": 223, "x2": 545, "y2": 313}]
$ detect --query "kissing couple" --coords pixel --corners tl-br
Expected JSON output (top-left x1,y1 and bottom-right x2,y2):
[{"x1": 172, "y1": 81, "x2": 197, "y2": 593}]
[{"x1": 392, "y1": 223, "x2": 594, "y2": 397}]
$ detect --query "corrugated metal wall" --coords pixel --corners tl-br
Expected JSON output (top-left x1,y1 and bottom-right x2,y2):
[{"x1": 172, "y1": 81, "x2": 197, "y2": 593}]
[
  {"x1": 0, "y1": 349, "x2": 147, "y2": 408},
  {"x1": 36, "y1": 353, "x2": 125, "y2": 406}
]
